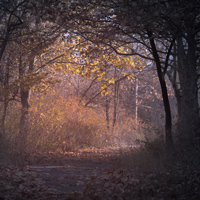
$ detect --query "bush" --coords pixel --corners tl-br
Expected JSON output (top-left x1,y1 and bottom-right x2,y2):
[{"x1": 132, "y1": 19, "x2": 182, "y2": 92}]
[
  {"x1": 119, "y1": 137, "x2": 175, "y2": 173},
  {"x1": 120, "y1": 132, "x2": 200, "y2": 175},
  {"x1": 1, "y1": 87, "x2": 163, "y2": 156},
  {"x1": 27, "y1": 89, "x2": 109, "y2": 152}
]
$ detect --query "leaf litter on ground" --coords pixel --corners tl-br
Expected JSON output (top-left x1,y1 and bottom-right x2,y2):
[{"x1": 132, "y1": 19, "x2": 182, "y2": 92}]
[{"x1": 0, "y1": 146, "x2": 200, "y2": 200}]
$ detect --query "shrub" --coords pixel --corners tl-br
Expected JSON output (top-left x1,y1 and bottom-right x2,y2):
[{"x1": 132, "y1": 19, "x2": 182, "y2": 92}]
[
  {"x1": 119, "y1": 137, "x2": 173, "y2": 173},
  {"x1": 28, "y1": 89, "x2": 109, "y2": 152}
]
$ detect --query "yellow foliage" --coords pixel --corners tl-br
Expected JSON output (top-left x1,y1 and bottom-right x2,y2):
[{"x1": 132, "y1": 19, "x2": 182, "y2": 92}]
[
  {"x1": 108, "y1": 78, "x2": 115, "y2": 84},
  {"x1": 41, "y1": 35, "x2": 145, "y2": 91}
]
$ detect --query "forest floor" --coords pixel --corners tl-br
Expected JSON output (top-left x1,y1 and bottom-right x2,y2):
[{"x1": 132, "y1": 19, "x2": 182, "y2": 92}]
[{"x1": 0, "y1": 146, "x2": 200, "y2": 200}]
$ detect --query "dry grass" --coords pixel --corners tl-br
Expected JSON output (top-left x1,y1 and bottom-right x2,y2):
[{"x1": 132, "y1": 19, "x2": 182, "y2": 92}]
[
  {"x1": 27, "y1": 89, "x2": 109, "y2": 152},
  {"x1": 120, "y1": 138, "x2": 169, "y2": 173},
  {"x1": 1, "y1": 88, "x2": 162, "y2": 165},
  {"x1": 119, "y1": 135, "x2": 200, "y2": 175},
  {"x1": 112, "y1": 117, "x2": 161, "y2": 147}
]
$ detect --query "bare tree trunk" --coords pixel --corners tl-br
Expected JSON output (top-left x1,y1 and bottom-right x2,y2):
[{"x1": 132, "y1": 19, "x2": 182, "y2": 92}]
[
  {"x1": 18, "y1": 55, "x2": 34, "y2": 154},
  {"x1": 0, "y1": 64, "x2": 10, "y2": 142},
  {"x1": 167, "y1": 68, "x2": 182, "y2": 134},
  {"x1": 0, "y1": 101, "x2": 8, "y2": 145},
  {"x1": 135, "y1": 78, "x2": 139, "y2": 130},
  {"x1": 112, "y1": 81, "x2": 120, "y2": 128},
  {"x1": 1, "y1": 101, "x2": 8, "y2": 138},
  {"x1": 105, "y1": 97, "x2": 110, "y2": 129},
  {"x1": 177, "y1": 36, "x2": 199, "y2": 145},
  {"x1": 148, "y1": 31, "x2": 173, "y2": 149},
  {"x1": 19, "y1": 90, "x2": 30, "y2": 153}
]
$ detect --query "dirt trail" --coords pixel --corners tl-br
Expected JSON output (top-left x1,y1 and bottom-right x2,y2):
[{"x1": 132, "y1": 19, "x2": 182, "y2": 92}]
[
  {"x1": 26, "y1": 148, "x2": 121, "y2": 198},
  {"x1": 1, "y1": 147, "x2": 199, "y2": 199}
]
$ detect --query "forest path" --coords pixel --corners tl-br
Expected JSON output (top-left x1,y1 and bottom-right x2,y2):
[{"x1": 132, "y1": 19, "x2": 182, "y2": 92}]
[
  {"x1": 26, "y1": 147, "x2": 123, "y2": 199},
  {"x1": 1, "y1": 146, "x2": 199, "y2": 199}
]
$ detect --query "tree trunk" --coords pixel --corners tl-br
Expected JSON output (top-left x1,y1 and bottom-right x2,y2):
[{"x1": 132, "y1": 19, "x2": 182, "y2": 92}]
[
  {"x1": 0, "y1": 64, "x2": 10, "y2": 142},
  {"x1": 112, "y1": 81, "x2": 119, "y2": 128},
  {"x1": 18, "y1": 90, "x2": 30, "y2": 153},
  {"x1": 135, "y1": 78, "x2": 139, "y2": 130},
  {"x1": 0, "y1": 101, "x2": 8, "y2": 146},
  {"x1": 148, "y1": 31, "x2": 173, "y2": 149},
  {"x1": 18, "y1": 55, "x2": 34, "y2": 154},
  {"x1": 105, "y1": 96, "x2": 110, "y2": 129},
  {"x1": 0, "y1": 101, "x2": 8, "y2": 138},
  {"x1": 177, "y1": 36, "x2": 199, "y2": 145}
]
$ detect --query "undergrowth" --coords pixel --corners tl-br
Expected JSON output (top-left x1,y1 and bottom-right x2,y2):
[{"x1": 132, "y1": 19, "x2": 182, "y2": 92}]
[
  {"x1": 28, "y1": 90, "x2": 110, "y2": 152},
  {"x1": 120, "y1": 137, "x2": 200, "y2": 174},
  {"x1": 1, "y1": 88, "x2": 161, "y2": 165},
  {"x1": 1, "y1": 90, "x2": 151, "y2": 153}
]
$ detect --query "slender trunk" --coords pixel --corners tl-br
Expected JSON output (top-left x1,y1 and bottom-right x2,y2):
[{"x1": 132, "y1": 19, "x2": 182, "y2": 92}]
[
  {"x1": 1, "y1": 101, "x2": 8, "y2": 137},
  {"x1": 18, "y1": 55, "x2": 34, "y2": 154},
  {"x1": 113, "y1": 81, "x2": 119, "y2": 128},
  {"x1": 0, "y1": 101, "x2": 8, "y2": 143},
  {"x1": 135, "y1": 78, "x2": 138, "y2": 130},
  {"x1": 105, "y1": 97, "x2": 110, "y2": 129},
  {"x1": 148, "y1": 31, "x2": 173, "y2": 149},
  {"x1": 167, "y1": 69, "x2": 182, "y2": 135},
  {"x1": 0, "y1": 64, "x2": 10, "y2": 141},
  {"x1": 19, "y1": 90, "x2": 30, "y2": 153}
]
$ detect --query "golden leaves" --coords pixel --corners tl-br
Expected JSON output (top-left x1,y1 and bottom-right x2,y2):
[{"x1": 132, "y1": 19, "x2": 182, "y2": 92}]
[{"x1": 34, "y1": 34, "x2": 144, "y2": 99}]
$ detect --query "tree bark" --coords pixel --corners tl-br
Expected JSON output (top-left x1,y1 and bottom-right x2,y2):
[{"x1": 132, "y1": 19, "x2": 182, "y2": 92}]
[
  {"x1": 0, "y1": 101, "x2": 8, "y2": 138},
  {"x1": 19, "y1": 90, "x2": 30, "y2": 153},
  {"x1": 177, "y1": 36, "x2": 199, "y2": 145},
  {"x1": 0, "y1": 64, "x2": 10, "y2": 142},
  {"x1": 105, "y1": 97, "x2": 110, "y2": 129},
  {"x1": 148, "y1": 31, "x2": 173, "y2": 149},
  {"x1": 112, "y1": 81, "x2": 119, "y2": 128},
  {"x1": 18, "y1": 55, "x2": 34, "y2": 154},
  {"x1": 135, "y1": 78, "x2": 139, "y2": 130}
]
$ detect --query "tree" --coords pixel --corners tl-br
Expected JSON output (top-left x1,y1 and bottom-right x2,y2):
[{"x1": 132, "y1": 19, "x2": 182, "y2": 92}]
[
  {"x1": 0, "y1": 0, "x2": 64, "y2": 154},
  {"x1": 147, "y1": 30, "x2": 173, "y2": 147},
  {"x1": 0, "y1": 0, "x2": 27, "y2": 142},
  {"x1": 65, "y1": 0, "x2": 200, "y2": 147},
  {"x1": 50, "y1": 34, "x2": 141, "y2": 129},
  {"x1": 60, "y1": 0, "x2": 174, "y2": 148}
]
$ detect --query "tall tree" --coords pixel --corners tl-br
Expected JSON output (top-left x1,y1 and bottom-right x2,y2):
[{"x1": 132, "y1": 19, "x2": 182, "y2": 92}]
[
  {"x1": 66, "y1": 0, "x2": 200, "y2": 147},
  {"x1": 0, "y1": 0, "x2": 64, "y2": 154},
  {"x1": 0, "y1": 0, "x2": 27, "y2": 141}
]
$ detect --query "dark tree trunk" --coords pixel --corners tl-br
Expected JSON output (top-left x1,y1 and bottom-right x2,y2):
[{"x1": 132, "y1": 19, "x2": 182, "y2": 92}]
[
  {"x1": 18, "y1": 55, "x2": 34, "y2": 154},
  {"x1": 105, "y1": 97, "x2": 110, "y2": 129},
  {"x1": 0, "y1": 101, "x2": 8, "y2": 144},
  {"x1": 113, "y1": 81, "x2": 119, "y2": 128},
  {"x1": 148, "y1": 31, "x2": 173, "y2": 149},
  {"x1": 177, "y1": 36, "x2": 199, "y2": 145},
  {"x1": 0, "y1": 64, "x2": 10, "y2": 142},
  {"x1": 1, "y1": 101, "x2": 8, "y2": 138},
  {"x1": 167, "y1": 69, "x2": 182, "y2": 135},
  {"x1": 19, "y1": 90, "x2": 30, "y2": 153}
]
